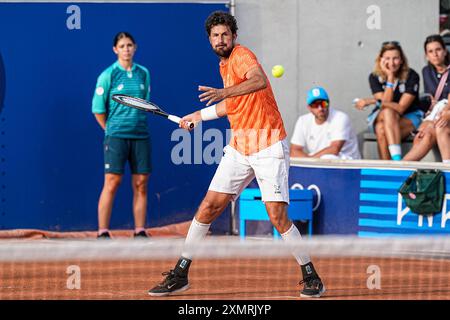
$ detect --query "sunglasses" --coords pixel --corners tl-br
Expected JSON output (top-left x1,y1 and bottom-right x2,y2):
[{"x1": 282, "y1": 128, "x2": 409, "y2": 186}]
[
  {"x1": 310, "y1": 100, "x2": 329, "y2": 109},
  {"x1": 382, "y1": 41, "x2": 401, "y2": 47}
]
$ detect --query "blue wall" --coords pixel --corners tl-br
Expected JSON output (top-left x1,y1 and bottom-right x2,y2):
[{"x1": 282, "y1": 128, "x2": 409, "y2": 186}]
[
  {"x1": 0, "y1": 2, "x2": 231, "y2": 232},
  {"x1": 0, "y1": 52, "x2": 4, "y2": 114}
]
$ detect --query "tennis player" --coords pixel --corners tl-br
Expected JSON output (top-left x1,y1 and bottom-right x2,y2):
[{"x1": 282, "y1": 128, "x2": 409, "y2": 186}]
[
  {"x1": 148, "y1": 11, "x2": 325, "y2": 298},
  {"x1": 92, "y1": 32, "x2": 152, "y2": 239}
]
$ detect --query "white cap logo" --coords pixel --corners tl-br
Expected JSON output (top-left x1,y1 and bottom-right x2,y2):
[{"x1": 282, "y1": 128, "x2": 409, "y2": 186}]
[
  {"x1": 117, "y1": 84, "x2": 124, "y2": 91},
  {"x1": 96, "y1": 87, "x2": 104, "y2": 96},
  {"x1": 140, "y1": 84, "x2": 145, "y2": 90},
  {"x1": 312, "y1": 88, "x2": 321, "y2": 97}
]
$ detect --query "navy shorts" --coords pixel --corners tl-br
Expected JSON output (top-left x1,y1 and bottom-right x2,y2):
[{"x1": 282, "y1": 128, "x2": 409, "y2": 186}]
[{"x1": 103, "y1": 136, "x2": 152, "y2": 174}]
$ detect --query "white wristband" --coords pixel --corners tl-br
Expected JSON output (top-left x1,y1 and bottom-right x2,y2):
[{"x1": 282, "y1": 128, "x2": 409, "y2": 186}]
[{"x1": 200, "y1": 104, "x2": 219, "y2": 121}]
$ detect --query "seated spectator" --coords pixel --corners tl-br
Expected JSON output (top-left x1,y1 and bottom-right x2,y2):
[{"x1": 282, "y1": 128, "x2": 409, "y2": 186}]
[
  {"x1": 354, "y1": 41, "x2": 423, "y2": 160},
  {"x1": 403, "y1": 35, "x2": 450, "y2": 162},
  {"x1": 290, "y1": 87, "x2": 361, "y2": 160}
]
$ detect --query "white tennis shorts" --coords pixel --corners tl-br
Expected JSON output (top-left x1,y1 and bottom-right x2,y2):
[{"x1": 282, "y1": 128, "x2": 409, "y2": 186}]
[{"x1": 208, "y1": 138, "x2": 290, "y2": 203}]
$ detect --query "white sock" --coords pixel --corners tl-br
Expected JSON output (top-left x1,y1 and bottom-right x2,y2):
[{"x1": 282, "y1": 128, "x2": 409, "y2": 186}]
[
  {"x1": 443, "y1": 159, "x2": 450, "y2": 164},
  {"x1": 388, "y1": 144, "x2": 402, "y2": 159},
  {"x1": 181, "y1": 218, "x2": 211, "y2": 260},
  {"x1": 281, "y1": 223, "x2": 311, "y2": 265}
]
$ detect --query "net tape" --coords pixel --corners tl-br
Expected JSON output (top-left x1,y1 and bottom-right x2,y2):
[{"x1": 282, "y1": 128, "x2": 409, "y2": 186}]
[{"x1": 1, "y1": 236, "x2": 450, "y2": 262}]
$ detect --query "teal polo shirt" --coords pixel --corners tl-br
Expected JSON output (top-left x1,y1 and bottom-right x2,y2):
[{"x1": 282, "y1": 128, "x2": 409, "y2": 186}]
[{"x1": 92, "y1": 61, "x2": 150, "y2": 138}]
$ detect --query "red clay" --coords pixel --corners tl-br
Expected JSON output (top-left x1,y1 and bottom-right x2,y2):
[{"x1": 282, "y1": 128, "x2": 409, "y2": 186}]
[{"x1": 1, "y1": 257, "x2": 449, "y2": 300}]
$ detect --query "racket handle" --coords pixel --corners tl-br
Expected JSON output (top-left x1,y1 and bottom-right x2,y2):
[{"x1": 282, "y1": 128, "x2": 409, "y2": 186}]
[{"x1": 168, "y1": 115, "x2": 195, "y2": 129}]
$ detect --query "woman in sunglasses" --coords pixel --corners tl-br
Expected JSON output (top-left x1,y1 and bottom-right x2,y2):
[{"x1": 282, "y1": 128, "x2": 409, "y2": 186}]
[
  {"x1": 403, "y1": 34, "x2": 450, "y2": 164},
  {"x1": 354, "y1": 41, "x2": 422, "y2": 160}
]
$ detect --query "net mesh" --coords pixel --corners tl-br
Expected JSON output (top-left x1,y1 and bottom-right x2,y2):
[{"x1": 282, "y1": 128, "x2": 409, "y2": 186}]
[{"x1": 1, "y1": 236, "x2": 450, "y2": 300}]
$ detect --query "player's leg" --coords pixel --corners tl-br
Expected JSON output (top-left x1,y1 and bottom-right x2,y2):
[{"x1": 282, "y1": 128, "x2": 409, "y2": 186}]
[
  {"x1": 148, "y1": 145, "x2": 255, "y2": 296},
  {"x1": 177, "y1": 189, "x2": 236, "y2": 260},
  {"x1": 265, "y1": 202, "x2": 325, "y2": 298},
  {"x1": 97, "y1": 136, "x2": 127, "y2": 238},
  {"x1": 98, "y1": 173, "x2": 123, "y2": 237},
  {"x1": 147, "y1": 191, "x2": 233, "y2": 297},
  {"x1": 252, "y1": 139, "x2": 325, "y2": 298},
  {"x1": 403, "y1": 121, "x2": 436, "y2": 161},
  {"x1": 265, "y1": 201, "x2": 291, "y2": 233},
  {"x1": 131, "y1": 174, "x2": 150, "y2": 237},
  {"x1": 130, "y1": 138, "x2": 152, "y2": 237}
]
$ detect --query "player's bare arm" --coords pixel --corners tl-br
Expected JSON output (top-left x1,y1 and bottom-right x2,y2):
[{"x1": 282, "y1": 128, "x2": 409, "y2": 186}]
[
  {"x1": 198, "y1": 66, "x2": 267, "y2": 106},
  {"x1": 180, "y1": 101, "x2": 227, "y2": 130},
  {"x1": 94, "y1": 113, "x2": 106, "y2": 130},
  {"x1": 215, "y1": 101, "x2": 227, "y2": 117}
]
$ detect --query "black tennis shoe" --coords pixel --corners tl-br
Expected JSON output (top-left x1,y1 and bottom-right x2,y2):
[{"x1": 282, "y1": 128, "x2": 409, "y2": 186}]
[
  {"x1": 148, "y1": 257, "x2": 192, "y2": 296},
  {"x1": 148, "y1": 270, "x2": 189, "y2": 296},
  {"x1": 97, "y1": 231, "x2": 111, "y2": 239},
  {"x1": 299, "y1": 262, "x2": 326, "y2": 298},
  {"x1": 300, "y1": 276, "x2": 326, "y2": 298},
  {"x1": 133, "y1": 230, "x2": 149, "y2": 238}
]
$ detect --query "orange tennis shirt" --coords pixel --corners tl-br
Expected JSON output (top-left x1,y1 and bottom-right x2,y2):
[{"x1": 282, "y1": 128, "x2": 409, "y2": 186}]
[{"x1": 220, "y1": 45, "x2": 287, "y2": 155}]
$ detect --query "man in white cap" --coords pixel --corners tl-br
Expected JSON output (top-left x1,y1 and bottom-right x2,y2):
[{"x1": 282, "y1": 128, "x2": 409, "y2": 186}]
[{"x1": 290, "y1": 87, "x2": 361, "y2": 160}]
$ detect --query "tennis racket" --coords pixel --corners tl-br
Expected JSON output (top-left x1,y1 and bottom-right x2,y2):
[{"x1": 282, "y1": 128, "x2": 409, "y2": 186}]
[{"x1": 112, "y1": 94, "x2": 194, "y2": 129}]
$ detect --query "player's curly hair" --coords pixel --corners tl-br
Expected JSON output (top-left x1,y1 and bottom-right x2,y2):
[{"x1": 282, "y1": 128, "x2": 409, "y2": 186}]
[{"x1": 205, "y1": 11, "x2": 238, "y2": 36}]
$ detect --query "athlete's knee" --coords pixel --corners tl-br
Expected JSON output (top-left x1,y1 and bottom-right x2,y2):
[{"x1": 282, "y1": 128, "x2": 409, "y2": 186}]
[
  {"x1": 133, "y1": 176, "x2": 149, "y2": 194},
  {"x1": 197, "y1": 198, "x2": 224, "y2": 221},
  {"x1": 104, "y1": 175, "x2": 122, "y2": 193},
  {"x1": 270, "y1": 215, "x2": 291, "y2": 234}
]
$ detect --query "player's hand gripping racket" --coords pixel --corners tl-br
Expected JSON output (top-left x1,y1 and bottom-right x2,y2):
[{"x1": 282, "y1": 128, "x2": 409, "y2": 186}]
[{"x1": 112, "y1": 94, "x2": 194, "y2": 129}]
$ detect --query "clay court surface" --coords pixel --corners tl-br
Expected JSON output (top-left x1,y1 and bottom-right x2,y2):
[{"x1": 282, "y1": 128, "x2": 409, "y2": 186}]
[
  {"x1": 1, "y1": 226, "x2": 449, "y2": 300},
  {"x1": 1, "y1": 257, "x2": 449, "y2": 300}
]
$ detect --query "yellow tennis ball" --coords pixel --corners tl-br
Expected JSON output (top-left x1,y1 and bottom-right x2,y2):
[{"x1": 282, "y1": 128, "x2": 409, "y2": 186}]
[{"x1": 272, "y1": 65, "x2": 285, "y2": 78}]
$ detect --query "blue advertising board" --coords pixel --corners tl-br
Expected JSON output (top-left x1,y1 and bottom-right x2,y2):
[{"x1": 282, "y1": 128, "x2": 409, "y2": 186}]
[
  {"x1": 289, "y1": 165, "x2": 362, "y2": 234},
  {"x1": 358, "y1": 168, "x2": 450, "y2": 237},
  {"x1": 289, "y1": 161, "x2": 450, "y2": 237}
]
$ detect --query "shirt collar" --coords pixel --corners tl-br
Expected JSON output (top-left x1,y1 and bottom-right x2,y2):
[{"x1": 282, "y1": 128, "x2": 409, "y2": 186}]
[{"x1": 114, "y1": 61, "x2": 136, "y2": 72}]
